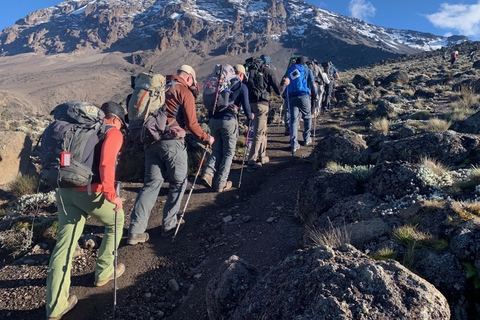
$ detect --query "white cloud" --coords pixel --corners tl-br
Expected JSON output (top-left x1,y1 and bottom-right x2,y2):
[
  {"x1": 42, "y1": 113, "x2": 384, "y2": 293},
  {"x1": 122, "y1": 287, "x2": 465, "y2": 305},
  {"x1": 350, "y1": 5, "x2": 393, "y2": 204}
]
[
  {"x1": 426, "y1": 1, "x2": 480, "y2": 38},
  {"x1": 348, "y1": 0, "x2": 376, "y2": 21}
]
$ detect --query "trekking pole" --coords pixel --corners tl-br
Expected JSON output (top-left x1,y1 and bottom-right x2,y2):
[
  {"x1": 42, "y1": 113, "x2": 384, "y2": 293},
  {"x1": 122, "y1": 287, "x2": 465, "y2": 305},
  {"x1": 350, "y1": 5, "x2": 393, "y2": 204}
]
[
  {"x1": 238, "y1": 120, "x2": 254, "y2": 188},
  {"x1": 277, "y1": 100, "x2": 283, "y2": 129},
  {"x1": 313, "y1": 99, "x2": 319, "y2": 149},
  {"x1": 113, "y1": 181, "x2": 121, "y2": 320},
  {"x1": 172, "y1": 145, "x2": 209, "y2": 243},
  {"x1": 212, "y1": 65, "x2": 224, "y2": 115},
  {"x1": 285, "y1": 88, "x2": 295, "y2": 156}
]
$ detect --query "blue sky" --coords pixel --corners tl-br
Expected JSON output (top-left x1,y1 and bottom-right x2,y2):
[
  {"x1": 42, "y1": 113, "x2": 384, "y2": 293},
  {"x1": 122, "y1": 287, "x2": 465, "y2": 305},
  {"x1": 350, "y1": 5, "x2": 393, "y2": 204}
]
[{"x1": 1, "y1": 0, "x2": 480, "y2": 41}]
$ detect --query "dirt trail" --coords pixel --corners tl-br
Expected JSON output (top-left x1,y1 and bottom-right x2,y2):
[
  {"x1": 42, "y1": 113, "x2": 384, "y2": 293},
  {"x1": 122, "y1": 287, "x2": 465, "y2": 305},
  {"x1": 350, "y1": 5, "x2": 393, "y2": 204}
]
[{"x1": 0, "y1": 121, "x2": 319, "y2": 320}]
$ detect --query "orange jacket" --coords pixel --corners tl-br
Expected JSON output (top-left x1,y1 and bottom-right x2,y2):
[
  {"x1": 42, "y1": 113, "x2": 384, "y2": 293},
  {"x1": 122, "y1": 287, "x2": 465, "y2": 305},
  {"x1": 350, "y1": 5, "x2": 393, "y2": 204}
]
[
  {"x1": 74, "y1": 118, "x2": 123, "y2": 202},
  {"x1": 165, "y1": 75, "x2": 209, "y2": 143}
]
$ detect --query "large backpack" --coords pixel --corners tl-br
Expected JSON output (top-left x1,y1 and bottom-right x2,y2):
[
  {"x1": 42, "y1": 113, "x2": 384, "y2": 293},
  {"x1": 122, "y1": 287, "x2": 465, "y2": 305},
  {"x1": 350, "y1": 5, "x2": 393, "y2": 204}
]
[
  {"x1": 202, "y1": 64, "x2": 239, "y2": 114},
  {"x1": 128, "y1": 72, "x2": 166, "y2": 122},
  {"x1": 128, "y1": 80, "x2": 182, "y2": 144},
  {"x1": 286, "y1": 64, "x2": 310, "y2": 96},
  {"x1": 244, "y1": 57, "x2": 267, "y2": 101},
  {"x1": 40, "y1": 101, "x2": 112, "y2": 191}
]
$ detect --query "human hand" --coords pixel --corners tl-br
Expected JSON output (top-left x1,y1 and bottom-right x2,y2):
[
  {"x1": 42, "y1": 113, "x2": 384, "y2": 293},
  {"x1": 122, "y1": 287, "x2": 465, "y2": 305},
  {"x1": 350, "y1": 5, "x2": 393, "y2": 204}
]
[
  {"x1": 208, "y1": 135, "x2": 215, "y2": 146},
  {"x1": 111, "y1": 197, "x2": 123, "y2": 211},
  {"x1": 283, "y1": 77, "x2": 290, "y2": 86},
  {"x1": 250, "y1": 114, "x2": 255, "y2": 121}
]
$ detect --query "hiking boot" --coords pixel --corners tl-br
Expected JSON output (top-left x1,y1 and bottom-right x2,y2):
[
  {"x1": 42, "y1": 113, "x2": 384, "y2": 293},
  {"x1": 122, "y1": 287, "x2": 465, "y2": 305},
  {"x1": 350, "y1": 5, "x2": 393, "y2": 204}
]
[
  {"x1": 247, "y1": 162, "x2": 262, "y2": 172},
  {"x1": 127, "y1": 232, "x2": 149, "y2": 245},
  {"x1": 161, "y1": 219, "x2": 185, "y2": 238},
  {"x1": 284, "y1": 129, "x2": 290, "y2": 136},
  {"x1": 305, "y1": 139, "x2": 312, "y2": 146},
  {"x1": 260, "y1": 156, "x2": 270, "y2": 164},
  {"x1": 48, "y1": 295, "x2": 78, "y2": 320},
  {"x1": 293, "y1": 146, "x2": 300, "y2": 153},
  {"x1": 216, "y1": 181, "x2": 233, "y2": 192},
  {"x1": 201, "y1": 173, "x2": 213, "y2": 188},
  {"x1": 94, "y1": 263, "x2": 125, "y2": 287}
]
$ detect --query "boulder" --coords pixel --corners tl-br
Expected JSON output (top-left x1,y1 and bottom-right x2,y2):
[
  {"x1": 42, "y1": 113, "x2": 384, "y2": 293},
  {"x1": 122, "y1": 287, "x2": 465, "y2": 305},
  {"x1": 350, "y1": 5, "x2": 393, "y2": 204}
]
[
  {"x1": 414, "y1": 88, "x2": 435, "y2": 99},
  {"x1": 473, "y1": 60, "x2": 480, "y2": 69},
  {"x1": 382, "y1": 70, "x2": 409, "y2": 87},
  {"x1": 297, "y1": 168, "x2": 359, "y2": 224},
  {"x1": 313, "y1": 129, "x2": 370, "y2": 169},
  {"x1": 230, "y1": 245, "x2": 450, "y2": 320},
  {"x1": 0, "y1": 131, "x2": 33, "y2": 185},
  {"x1": 206, "y1": 255, "x2": 259, "y2": 320},
  {"x1": 376, "y1": 130, "x2": 480, "y2": 166},
  {"x1": 366, "y1": 161, "x2": 421, "y2": 200},
  {"x1": 351, "y1": 74, "x2": 373, "y2": 89}
]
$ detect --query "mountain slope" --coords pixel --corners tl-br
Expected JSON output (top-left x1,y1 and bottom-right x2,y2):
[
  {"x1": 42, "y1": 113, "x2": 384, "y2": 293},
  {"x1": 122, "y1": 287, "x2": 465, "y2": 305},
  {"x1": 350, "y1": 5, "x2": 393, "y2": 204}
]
[{"x1": 0, "y1": 0, "x2": 468, "y2": 69}]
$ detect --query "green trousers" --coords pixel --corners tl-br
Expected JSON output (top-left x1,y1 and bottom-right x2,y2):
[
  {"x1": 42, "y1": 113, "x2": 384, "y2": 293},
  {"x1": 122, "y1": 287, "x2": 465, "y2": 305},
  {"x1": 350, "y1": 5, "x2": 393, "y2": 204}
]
[{"x1": 46, "y1": 188, "x2": 124, "y2": 318}]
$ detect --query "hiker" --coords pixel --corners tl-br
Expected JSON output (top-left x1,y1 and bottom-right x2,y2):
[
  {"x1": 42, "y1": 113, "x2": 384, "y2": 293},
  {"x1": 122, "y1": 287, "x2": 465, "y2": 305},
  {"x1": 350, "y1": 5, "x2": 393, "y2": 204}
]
[
  {"x1": 286, "y1": 56, "x2": 316, "y2": 152},
  {"x1": 201, "y1": 64, "x2": 254, "y2": 192},
  {"x1": 46, "y1": 101, "x2": 127, "y2": 320},
  {"x1": 470, "y1": 49, "x2": 476, "y2": 62},
  {"x1": 127, "y1": 65, "x2": 214, "y2": 244},
  {"x1": 450, "y1": 51, "x2": 458, "y2": 66},
  {"x1": 313, "y1": 59, "x2": 330, "y2": 114},
  {"x1": 322, "y1": 61, "x2": 339, "y2": 112},
  {"x1": 244, "y1": 55, "x2": 289, "y2": 172},
  {"x1": 443, "y1": 50, "x2": 448, "y2": 61}
]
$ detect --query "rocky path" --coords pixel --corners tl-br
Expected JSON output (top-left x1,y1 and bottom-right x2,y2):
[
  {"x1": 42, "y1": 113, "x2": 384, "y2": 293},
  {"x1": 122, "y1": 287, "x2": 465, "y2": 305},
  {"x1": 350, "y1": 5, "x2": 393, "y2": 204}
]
[{"x1": 0, "y1": 122, "x2": 318, "y2": 320}]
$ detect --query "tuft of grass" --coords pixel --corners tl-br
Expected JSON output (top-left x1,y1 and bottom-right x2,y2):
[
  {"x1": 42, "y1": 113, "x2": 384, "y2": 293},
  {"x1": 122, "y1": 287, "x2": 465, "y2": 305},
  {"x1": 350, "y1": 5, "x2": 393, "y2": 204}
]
[
  {"x1": 370, "y1": 247, "x2": 397, "y2": 261},
  {"x1": 349, "y1": 126, "x2": 368, "y2": 133},
  {"x1": 371, "y1": 118, "x2": 389, "y2": 134},
  {"x1": 325, "y1": 162, "x2": 375, "y2": 182},
  {"x1": 8, "y1": 174, "x2": 38, "y2": 198},
  {"x1": 423, "y1": 118, "x2": 451, "y2": 132},
  {"x1": 455, "y1": 166, "x2": 480, "y2": 191},
  {"x1": 307, "y1": 219, "x2": 350, "y2": 248},
  {"x1": 421, "y1": 200, "x2": 446, "y2": 213},
  {"x1": 328, "y1": 125, "x2": 342, "y2": 132},
  {"x1": 420, "y1": 156, "x2": 449, "y2": 176}
]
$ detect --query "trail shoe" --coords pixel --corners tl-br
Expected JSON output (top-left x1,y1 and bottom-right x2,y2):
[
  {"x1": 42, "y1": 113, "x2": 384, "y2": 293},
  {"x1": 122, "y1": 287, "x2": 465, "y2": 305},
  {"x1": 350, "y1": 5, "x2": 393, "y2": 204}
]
[
  {"x1": 305, "y1": 139, "x2": 312, "y2": 146},
  {"x1": 161, "y1": 219, "x2": 185, "y2": 238},
  {"x1": 95, "y1": 263, "x2": 125, "y2": 287},
  {"x1": 260, "y1": 156, "x2": 270, "y2": 164},
  {"x1": 293, "y1": 146, "x2": 300, "y2": 153},
  {"x1": 247, "y1": 162, "x2": 262, "y2": 172},
  {"x1": 201, "y1": 173, "x2": 213, "y2": 188},
  {"x1": 216, "y1": 181, "x2": 233, "y2": 193},
  {"x1": 284, "y1": 129, "x2": 290, "y2": 136},
  {"x1": 127, "y1": 232, "x2": 149, "y2": 245},
  {"x1": 48, "y1": 295, "x2": 78, "y2": 320}
]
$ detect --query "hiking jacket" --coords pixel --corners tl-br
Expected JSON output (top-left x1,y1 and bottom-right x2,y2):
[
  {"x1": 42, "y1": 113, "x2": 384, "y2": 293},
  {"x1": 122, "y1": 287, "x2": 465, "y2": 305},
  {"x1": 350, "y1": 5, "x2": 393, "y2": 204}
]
[
  {"x1": 73, "y1": 118, "x2": 123, "y2": 202},
  {"x1": 165, "y1": 75, "x2": 209, "y2": 143},
  {"x1": 211, "y1": 79, "x2": 253, "y2": 121},
  {"x1": 251, "y1": 67, "x2": 287, "y2": 104}
]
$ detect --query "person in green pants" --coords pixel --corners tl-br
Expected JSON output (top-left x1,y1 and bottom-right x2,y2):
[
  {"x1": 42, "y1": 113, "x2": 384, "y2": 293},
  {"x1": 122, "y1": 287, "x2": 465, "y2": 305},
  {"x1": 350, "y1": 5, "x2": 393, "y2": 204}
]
[{"x1": 46, "y1": 101, "x2": 127, "y2": 320}]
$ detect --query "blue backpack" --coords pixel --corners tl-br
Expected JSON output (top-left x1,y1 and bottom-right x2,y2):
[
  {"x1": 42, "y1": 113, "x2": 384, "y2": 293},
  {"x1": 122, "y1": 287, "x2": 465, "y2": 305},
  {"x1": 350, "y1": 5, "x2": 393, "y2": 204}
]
[{"x1": 287, "y1": 64, "x2": 310, "y2": 96}]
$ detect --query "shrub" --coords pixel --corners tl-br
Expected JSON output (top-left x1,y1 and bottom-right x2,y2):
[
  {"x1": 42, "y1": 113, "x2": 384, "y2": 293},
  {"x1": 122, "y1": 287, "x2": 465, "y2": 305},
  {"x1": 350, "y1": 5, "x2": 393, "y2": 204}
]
[
  {"x1": 8, "y1": 174, "x2": 39, "y2": 198},
  {"x1": 455, "y1": 166, "x2": 480, "y2": 191}
]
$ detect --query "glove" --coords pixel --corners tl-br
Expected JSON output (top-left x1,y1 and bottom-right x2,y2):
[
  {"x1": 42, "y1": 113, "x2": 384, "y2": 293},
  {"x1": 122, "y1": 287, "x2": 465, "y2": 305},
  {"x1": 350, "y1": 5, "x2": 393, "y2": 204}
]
[
  {"x1": 208, "y1": 135, "x2": 215, "y2": 146},
  {"x1": 111, "y1": 197, "x2": 123, "y2": 211}
]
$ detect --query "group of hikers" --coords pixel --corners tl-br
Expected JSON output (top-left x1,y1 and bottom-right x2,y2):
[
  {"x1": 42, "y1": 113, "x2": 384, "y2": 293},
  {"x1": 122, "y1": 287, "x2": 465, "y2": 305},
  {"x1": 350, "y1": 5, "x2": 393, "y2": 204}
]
[
  {"x1": 42, "y1": 55, "x2": 339, "y2": 319},
  {"x1": 443, "y1": 48, "x2": 477, "y2": 66}
]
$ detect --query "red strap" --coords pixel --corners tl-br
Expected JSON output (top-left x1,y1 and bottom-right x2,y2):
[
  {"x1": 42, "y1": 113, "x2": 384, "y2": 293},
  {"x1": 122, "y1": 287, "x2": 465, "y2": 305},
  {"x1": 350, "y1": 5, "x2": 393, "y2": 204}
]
[{"x1": 137, "y1": 91, "x2": 149, "y2": 112}]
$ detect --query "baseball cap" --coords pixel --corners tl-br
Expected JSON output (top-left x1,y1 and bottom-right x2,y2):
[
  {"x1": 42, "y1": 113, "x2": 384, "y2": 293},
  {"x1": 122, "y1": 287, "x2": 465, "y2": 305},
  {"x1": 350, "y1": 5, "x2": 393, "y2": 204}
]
[
  {"x1": 177, "y1": 65, "x2": 197, "y2": 86},
  {"x1": 234, "y1": 64, "x2": 247, "y2": 79},
  {"x1": 101, "y1": 101, "x2": 128, "y2": 125}
]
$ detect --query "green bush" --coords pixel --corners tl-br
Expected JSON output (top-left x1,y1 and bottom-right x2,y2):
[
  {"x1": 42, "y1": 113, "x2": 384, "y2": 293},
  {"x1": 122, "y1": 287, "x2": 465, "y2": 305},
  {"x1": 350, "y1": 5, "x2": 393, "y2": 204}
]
[{"x1": 8, "y1": 174, "x2": 39, "y2": 198}]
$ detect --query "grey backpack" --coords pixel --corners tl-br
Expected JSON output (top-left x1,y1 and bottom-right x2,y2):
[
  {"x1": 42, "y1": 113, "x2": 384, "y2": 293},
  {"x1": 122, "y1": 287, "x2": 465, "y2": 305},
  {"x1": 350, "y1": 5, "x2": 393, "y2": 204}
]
[{"x1": 40, "y1": 101, "x2": 112, "y2": 191}]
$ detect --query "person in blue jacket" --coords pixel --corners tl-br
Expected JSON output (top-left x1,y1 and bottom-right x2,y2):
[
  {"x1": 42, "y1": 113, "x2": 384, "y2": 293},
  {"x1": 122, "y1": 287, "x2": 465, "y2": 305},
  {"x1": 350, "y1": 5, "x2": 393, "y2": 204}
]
[{"x1": 201, "y1": 64, "x2": 254, "y2": 192}]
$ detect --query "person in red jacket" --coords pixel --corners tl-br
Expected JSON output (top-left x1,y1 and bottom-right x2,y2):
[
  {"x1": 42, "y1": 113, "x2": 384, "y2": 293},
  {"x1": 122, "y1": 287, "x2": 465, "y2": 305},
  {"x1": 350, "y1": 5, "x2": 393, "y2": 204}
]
[
  {"x1": 127, "y1": 65, "x2": 214, "y2": 244},
  {"x1": 46, "y1": 101, "x2": 127, "y2": 320}
]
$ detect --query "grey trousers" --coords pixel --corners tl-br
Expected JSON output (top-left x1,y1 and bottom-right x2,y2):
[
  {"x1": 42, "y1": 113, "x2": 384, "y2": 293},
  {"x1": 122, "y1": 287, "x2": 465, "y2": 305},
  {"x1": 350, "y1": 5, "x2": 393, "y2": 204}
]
[
  {"x1": 129, "y1": 139, "x2": 188, "y2": 234},
  {"x1": 248, "y1": 102, "x2": 269, "y2": 164},
  {"x1": 204, "y1": 117, "x2": 238, "y2": 187}
]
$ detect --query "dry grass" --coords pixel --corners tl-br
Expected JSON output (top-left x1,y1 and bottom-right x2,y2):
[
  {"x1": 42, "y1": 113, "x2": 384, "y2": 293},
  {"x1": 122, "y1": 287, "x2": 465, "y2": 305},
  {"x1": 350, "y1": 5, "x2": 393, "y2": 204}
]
[
  {"x1": 423, "y1": 118, "x2": 451, "y2": 132},
  {"x1": 8, "y1": 174, "x2": 38, "y2": 198},
  {"x1": 455, "y1": 166, "x2": 480, "y2": 190},
  {"x1": 370, "y1": 247, "x2": 397, "y2": 261},
  {"x1": 420, "y1": 156, "x2": 449, "y2": 176},
  {"x1": 371, "y1": 118, "x2": 389, "y2": 134},
  {"x1": 307, "y1": 219, "x2": 350, "y2": 248},
  {"x1": 421, "y1": 199, "x2": 446, "y2": 213}
]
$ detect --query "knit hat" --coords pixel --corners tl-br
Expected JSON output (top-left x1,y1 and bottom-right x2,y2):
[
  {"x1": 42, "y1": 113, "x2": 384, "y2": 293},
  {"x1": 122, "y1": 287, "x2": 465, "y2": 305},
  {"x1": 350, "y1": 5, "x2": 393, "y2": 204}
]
[
  {"x1": 296, "y1": 56, "x2": 305, "y2": 65},
  {"x1": 260, "y1": 54, "x2": 271, "y2": 66}
]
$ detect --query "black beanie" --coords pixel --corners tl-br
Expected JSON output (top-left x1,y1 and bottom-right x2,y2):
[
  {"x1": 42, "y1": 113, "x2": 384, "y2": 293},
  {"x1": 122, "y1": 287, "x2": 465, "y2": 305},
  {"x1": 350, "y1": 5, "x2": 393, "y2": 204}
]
[{"x1": 296, "y1": 56, "x2": 305, "y2": 65}]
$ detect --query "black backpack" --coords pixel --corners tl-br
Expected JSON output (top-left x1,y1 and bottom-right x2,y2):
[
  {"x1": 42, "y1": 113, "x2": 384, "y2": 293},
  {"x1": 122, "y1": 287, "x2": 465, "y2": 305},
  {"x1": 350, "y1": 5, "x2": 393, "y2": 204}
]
[
  {"x1": 244, "y1": 57, "x2": 267, "y2": 101},
  {"x1": 40, "y1": 101, "x2": 112, "y2": 191}
]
